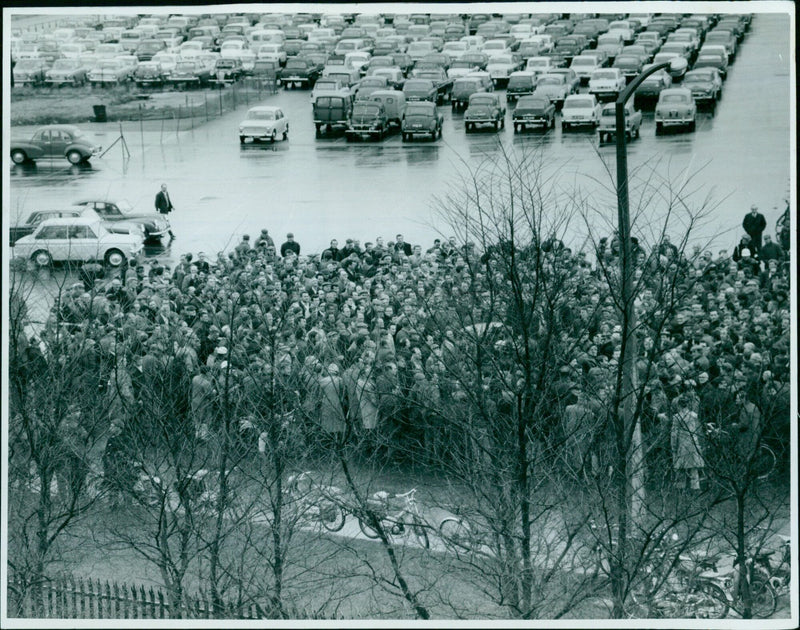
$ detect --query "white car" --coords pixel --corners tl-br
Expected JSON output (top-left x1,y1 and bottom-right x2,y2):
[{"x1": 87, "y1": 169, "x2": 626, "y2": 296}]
[
  {"x1": 525, "y1": 56, "x2": 554, "y2": 76},
  {"x1": 570, "y1": 55, "x2": 603, "y2": 84},
  {"x1": 179, "y1": 41, "x2": 205, "y2": 59},
  {"x1": 220, "y1": 39, "x2": 249, "y2": 60},
  {"x1": 442, "y1": 41, "x2": 468, "y2": 59},
  {"x1": 561, "y1": 94, "x2": 602, "y2": 130},
  {"x1": 151, "y1": 52, "x2": 179, "y2": 75},
  {"x1": 525, "y1": 34, "x2": 554, "y2": 54},
  {"x1": 460, "y1": 35, "x2": 485, "y2": 51},
  {"x1": 482, "y1": 39, "x2": 511, "y2": 58},
  {"x1": 486, "y1": 54, "x2": 521, "y2": 86},
  {"x1": 13, "y1": 217, "x2": 144, "y2": 268},
  {"x1": 345, "y1": 51, "x2": 372, "y2": 74},
  {"x1": 310, "y1": 78, "x2": 352, "y2": 104},
  {"x1": 239, "y1": 106, "x2": 289, "y2": 144},
  {"x1": 588, "y1": 68, "x2": 627, "y2": 100},
  {"x1": 255, "y1": 43, "x2": 287, "y2": 65}
]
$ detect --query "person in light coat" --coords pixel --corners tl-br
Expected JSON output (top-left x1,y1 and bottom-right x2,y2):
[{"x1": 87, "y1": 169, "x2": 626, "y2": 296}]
[{"x1": 671, "y1": 387, "x2": 704, "y2": 490}]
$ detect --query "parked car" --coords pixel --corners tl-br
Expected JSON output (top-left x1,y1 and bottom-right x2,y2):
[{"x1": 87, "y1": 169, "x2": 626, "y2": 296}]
[
  {"x1": 11, "y1": 208, "x2": 87, "y2": 246},
  {"x1": 313, "y1": 95, "x2": 353, "y2": 135},
  {"x1": 368, "y1": 67, "x2": 405, "y2": 90},
  {"x1": 570, "y1": 54, "x2": 603, "y2": 85},
  {"x1": 355, "y1": 76, "x2": 389, "y2": 100},
  {"x1": 464, "y1": 92, "x2": 506, "y2": 132},
  {"x1": 368, "y1": 90, "x2": 406, "y2": 126},
  {"x1": 72, "y1": 199, "x2": 172, "y2": 242},
  {"x1": 682, "y1": 67, "x2": 723, "y2": 107},
  {"x1": 512, "y1": 95, "x2": 556, "y2": 131},
  {"x1": 486, "y1": 53, "x2": 523, "y2": 87},
  {"x1": 310, "y1": 77, "x2": 352, "y2": 104},
  {"x1": 612, "y1": 54, "x2": 645, "y2": 80},
  {"x1": 278, "y1": 56, "x2": 323, "y2": 87},
  {"x1": 525, "y1": 55, "x2": 556, "y2": 76},
  {"x1": 596, "y1": 32, "x2": 624, "y2": 62},
  {"x1": 135, "y1": 39, "x2": 167, "y2": 61},
  {"x1": 547, "y1": 67, "x2": 581, "y2": 94},
  {"x1": 239, "y1": 106, "x2": 289, "y2": 143},
  {"x1": 11, "y1": 125, "x2": 100, "y2": 165},
  {"x1": 597, "y1": 101, "x2": 642, "y2": 142},
  {"x1": 505, "y1": 70, "x2": 538, "y2": 102},
  {"x1": 346, "y1": 101, "x2": 390, "y2": 141},
  {"x1": 401, "y1": 100, "x2": 443, "y2": 141},
  {"x1": 13, "y1": 217, "x2": 144, "y2": 268},
  {"x1": 45, "y1": 58, "x2": 88, "y2": 86},
  {"x1": 134, "y1": 61, "x2": 167, "y2": 87},
  {"x1": 255, "y1": 43, "x2": 287, "y2": 66},
  {"x1": 12, "y1": 58, "x2": 49, "y2": 86},
  {"x1": 533, "y1": 73, "x2": 572, "y2": 109},
  {"x1": 655, "y1": 87, "x2": 697, "y2": 133},
  {"x1": 588, "y1": 67, "x2": 626, "y2": 100},
  {"x1": 692, "y1": 49, "x2": 728, "y2": 79},
  {"x1": 167, "y1": 59, "x2": 212, "y2": 87},
  {"x1": 561, "y1": 93, "x2": 602, "y2": 130},
  {"x1": 450, "y1": 77, "x2": 483, "y2": 110},
  {"x1": 635, "y1": 64, "x2": 673, "y2": 101},
  {"x1": 211, "y1": 57, "x2": 243, "y2": 85},
  {"x1": 652, "y1": 51, "x2": 688, "y2": 80}
]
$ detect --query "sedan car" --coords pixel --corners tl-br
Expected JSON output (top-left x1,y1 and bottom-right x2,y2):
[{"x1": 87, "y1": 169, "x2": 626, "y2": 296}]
[
  {"x1": 401, "y1": 101, "x2": 443, "y2": 141},
  {"x1": 682, "y1": 67, "x2": 723, "y2": 107},
  {"x1": 588, "y1": 67, "x2": 626, "y2": 100},
  {"x1": 612, "y1": 54, "x2": 645, "y2": 81},
  {"x1": 13, "y1": 58, "x2": 49, "y2": 86},
  {"x1": 88, "y1": 58, "x2": 132, "y2": 85},
  {"x1": 11, "y1": 125, "x2": 100, "y2": 165},
  {"x1": 72, "y1": 199, "x2": 172, "y2": 242},
  {"x1": 635, "y1": 64, "x2": 673, "y2": 101},
  {"x1": 167, "y1": 59, "x2": 213, "y2": 87},
  {"x1": 597, "y1": 101, "x2": 642, "y2": 142},
  {"x1": 532, "y1": 73, "x2": 571, "y2": 108},
  {"x1": 464, "y1": 92, "x2": 506, "y2": 132},
  {"x1": 239, "y1": 106, "x2": 289, "y2": 143},
  {"x1": 486, "y1": 53, "x2": 523, "y2": 87},
  {"x1": 570, "y1": 54, "x2": 603, "y2": 85},
  {"x1": 505, "y1": 70, "x2": 538, "y2": 102},
  {"x1": 134, "y1": 61, "x2": 167, "y2": 87},
  {"x1": 512, "y1": 95, "x2": 556, "y2": 131},
  {"x1": 561, "y1": 94, "x2": 602, "y2": 130},
  {"x1": 45, "y1": 58, "x2": 88, "y2": 86},
  {"x1": 692, "y1": 50, "x2": 728, "y2": 79},
  {"x1": 13, "y1": 217, "x2": 144, "y2": 268},
  {"x1": 655, "y1": 87, "x2": 697, "y2": 133},
  {"x1": 279, "y1": 57, "x2": 323, "y2": 88}
]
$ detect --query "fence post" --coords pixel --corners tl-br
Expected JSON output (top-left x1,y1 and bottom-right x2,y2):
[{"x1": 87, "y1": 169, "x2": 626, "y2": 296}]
[
  {"x1": 78, "y1": 577, "x2": 87, "y2": 619},
  {"x1": 157, "y1": 589, "x2": 166, "y2": 619},
  {"x1": 70, "y1": 576, "x2": 78, "y2": 619},
  {"x1": 205, "y1": 92, "x2": 209, "y2": 122},
  {"x1": 120, "y1": 582, "x2": 129, "y2": 618},
  {"x1": 219, "y1": 87, "x2": 223, "y2": 115},
  {"x1": 139, "y1": 104, "x2": 144, "y2": 153},
  {"x1": 160, "y1": 115, "x2": 165, "y2": 144},
  {"x1": 245, "y1": 79, "x2": 249, "y2": 105},
  {"x1": 176, "y1": 106, "x2": 180, "y2": 137},
  {"x1": 104, "y1": 581, "x2": 113, "y2": 619},
  {"x1": 232, "y1": 82, "x2": 237, "y2": 108},
  {"x1": 131, "y1": 584, "x2": 139, "y2": 619}
]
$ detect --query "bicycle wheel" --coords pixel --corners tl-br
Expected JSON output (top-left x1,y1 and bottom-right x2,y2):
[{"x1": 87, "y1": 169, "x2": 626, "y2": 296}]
[
  {"x1": 439, "y1": 517, "x2": 472, "y2": 552},
  {"x1": 318, "y1": 500, "x2": 346, "y2": 532},
  {"x1": 411, "y1": 516, "x2": 430, "y2": 549},
  {"x1": 753, "y1": 445, "x2": 776, "y2": 480},
  {"x1": 358, "y1": 516, "x2": 380, "y2": 539},
  {"x1": 691, "y1": 581, "x2": 729, "y2": 619},
  {"x1": 749, "y1": 577, "x2": 778, "y2": 618}
]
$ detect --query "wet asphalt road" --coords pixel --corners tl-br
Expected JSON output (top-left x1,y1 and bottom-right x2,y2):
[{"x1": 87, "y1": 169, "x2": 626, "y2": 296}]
[{"x1": 7, "y1": 14, "x2": 791, "y2": 264}]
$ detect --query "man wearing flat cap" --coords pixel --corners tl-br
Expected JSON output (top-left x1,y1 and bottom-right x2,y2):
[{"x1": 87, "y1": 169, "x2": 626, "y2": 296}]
[
  {"x1": 742, "y1": 204, "x2": 767, "y2": 256},
  {"x1": 281, "y1": 232, "x2": 300, "y2": 257}
]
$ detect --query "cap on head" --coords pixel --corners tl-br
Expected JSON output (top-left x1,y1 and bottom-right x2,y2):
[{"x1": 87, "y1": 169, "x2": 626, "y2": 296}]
[{"x1": 287, "y1": 232, "x2": 293, "y2": 238}]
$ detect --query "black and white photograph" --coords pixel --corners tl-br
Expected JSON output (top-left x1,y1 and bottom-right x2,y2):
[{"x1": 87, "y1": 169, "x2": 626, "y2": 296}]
[{"x1": 2, "y1": 2, "x2": 797, "y2": 627}]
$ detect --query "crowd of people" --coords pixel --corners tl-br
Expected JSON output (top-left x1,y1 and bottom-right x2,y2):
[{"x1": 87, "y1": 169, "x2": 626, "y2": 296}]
[{"x1": 12, "y1": 215, "x2": 792, "y2": 496}]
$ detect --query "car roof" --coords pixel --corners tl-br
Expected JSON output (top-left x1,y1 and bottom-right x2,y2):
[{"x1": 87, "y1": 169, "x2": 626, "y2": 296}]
[
  {"x1": 248, "y1": 105, "x2": 281, "y2": 112},
  {"x1": 34, "y1": 216, "x2": 102, "y2": 226},
  {"x1": 38, "y1": 124, "x2": 82, "y2": 133},
  {"x1": 660, "y1": 87, "x2": 691, "y2": 94},
  {"x1": 509, "y1": 70, "x2": 536, "y2": 76}
]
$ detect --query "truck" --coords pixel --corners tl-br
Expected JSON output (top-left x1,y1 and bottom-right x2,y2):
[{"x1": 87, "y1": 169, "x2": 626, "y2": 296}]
[
  {"x1": 345, "y1": 101, "x2": 390, "y2": 141},
  {"x1": 313, "y1": 95, "x2": 353, "y2": 136}
]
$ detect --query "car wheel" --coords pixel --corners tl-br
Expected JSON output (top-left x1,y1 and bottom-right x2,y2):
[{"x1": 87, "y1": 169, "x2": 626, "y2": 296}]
[
  {"x1": 283, "y1": 125, "x2": 289, "y2": 140},
  {"x1": 500, "y1": 117, "x2": 505, "y2": 129},
  {"x1": 402, "y1": 132, "x2": 408, "y2": 142},
  {"x1": 561, "y1": 122, "x2": 568, "y2": 131},
  {"x1": 431, "y1": 129, "x2": 436, "y2": 141},
  {"x1": 31, "y1": 250, "x2": 53, "y2": 268},
  {"x1": 104, "y1": 249, "x2": 126, "y2": 268},
  {"x1": 493, "y1": 121, "x2": 499, "y2": 131},
  {"x1": 271, "y1": 129, "x2": 277, "y2": 142},
  {"x1": 634, "y1": 126, "x2": 640, "y2": 139},
  {"x1": 67, "y1": 150, "x2": 83, "y2": 164},
  {"x1": 438, "y1": 125, "x2": 443, "y2": 138},
  {"x1": 689, "y1": 120, "x2": 696, "y2": 132},
  {"x1": 11, "y1": 149, "x2": 28, "y2": 165},
  {"x1": 655, "y1": 122, "x2": 663, "y2": 135},
  {"x1": 240, "y1": 135, "x2": 246, "y2": 144}
]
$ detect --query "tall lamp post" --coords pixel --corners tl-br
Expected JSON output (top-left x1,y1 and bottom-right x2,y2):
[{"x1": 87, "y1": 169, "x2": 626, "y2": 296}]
[{"x1": 613, "y1": 60, "x2": 677, "y2": 525}]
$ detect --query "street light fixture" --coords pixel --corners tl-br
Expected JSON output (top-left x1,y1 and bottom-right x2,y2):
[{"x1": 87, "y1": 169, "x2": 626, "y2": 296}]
[{"x1": 612, "y1": 58, "x2": 680, "y2": 524}]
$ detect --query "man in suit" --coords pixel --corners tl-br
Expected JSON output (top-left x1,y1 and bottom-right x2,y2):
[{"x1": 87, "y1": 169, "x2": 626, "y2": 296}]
[
  {"x1": 154, "y1": 184, "x2": 175, "y2": 238},
  {"x1": 742, "y1": 204, "x2": 767, "y2": 256}
]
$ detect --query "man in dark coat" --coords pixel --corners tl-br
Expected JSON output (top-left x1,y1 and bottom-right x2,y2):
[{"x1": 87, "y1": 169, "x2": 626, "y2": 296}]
[
  {"x1": 393, "y1": 234, "x2": 412, "y2": 256},
  {"x1": 742, "y1": 204, "x2": 767, "y2": 255},
  {"x1": 280, "y1": 232, "x2": 301, "y2": 257},
  {"x1": 154, "y1": 183, "x2": 175, "y2": 238}
]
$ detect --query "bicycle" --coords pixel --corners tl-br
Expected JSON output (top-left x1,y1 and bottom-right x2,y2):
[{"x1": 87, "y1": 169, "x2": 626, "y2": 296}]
[
  {"x1": 356, "y1": 488, "x2": 430, "y2": 549},
  {"x1": 284, "y1": 471, "x2": 348, "y2": 532},
  {"x1": 704, "y1": 423, "x2": 776, "y2": 480}
]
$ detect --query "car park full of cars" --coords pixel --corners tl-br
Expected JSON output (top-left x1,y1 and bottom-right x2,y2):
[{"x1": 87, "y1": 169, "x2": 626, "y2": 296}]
[
  {"x1": 12, "y1": 216, "x2": 144, "y2": 269},
  {"x1": 239, "y1": 105, "x2": 289, "y2": 143}
]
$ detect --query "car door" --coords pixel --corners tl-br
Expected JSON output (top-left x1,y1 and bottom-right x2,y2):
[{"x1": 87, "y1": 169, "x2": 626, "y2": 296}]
[
  {"x1": 49, "y1": 129, "x2": 69, "y2": 158},
  {"x1": 275, "y1": 109, "x2": 286, "y2": 133},
  {"x1": 35, "y1": 224, "x2": 70, "y2": 260},
  {"x1": 68, "y1": 224, "x2": 95, "y2": 260}
]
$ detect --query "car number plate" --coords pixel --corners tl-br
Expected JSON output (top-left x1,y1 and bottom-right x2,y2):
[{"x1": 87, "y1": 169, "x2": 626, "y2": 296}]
[{"x1": 287, "y1": 76, "x2": 301, "y2": 80}]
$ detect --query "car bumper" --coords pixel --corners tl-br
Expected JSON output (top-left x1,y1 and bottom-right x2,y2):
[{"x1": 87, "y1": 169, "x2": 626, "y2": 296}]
[
  {"x1": 506, "y1": 90, "x2": 534, "y2": 100},
  {"x1": 240, "y1": 129, "x2": 277, "y2": 140},
  {"x1": 465, "y1": 117, "x2": 499, "y2": 125},
  {"x1": 589, "y1": 87, "x2": 622, "y2": 98},
  {"x1": 562, "y1": 117, "x2": 596, "y2": 125},
  {"x1": 655, "y1": 115, "x2": 694, "y2": 125},
  {"x1": 689, "y1": 91, "x2": 716, "y2": 102},
  {"x1": 403, "y1": 124, "x2": 436, "y2": 135},
  {"x1": 514, "y1": 115, "x2": 550, "y2": 126},
  {"x1": 281, "y1": 75, "x2": 310, "y2": 84}
]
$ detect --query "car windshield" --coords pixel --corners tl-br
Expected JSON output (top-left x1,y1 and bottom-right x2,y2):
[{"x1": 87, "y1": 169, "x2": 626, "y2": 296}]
[
  {"x1": 538, "y1": 76, "x2": 562, "y2": 85},
  {"x1": 315, "y1": 81, "x2": 337, "y2": 90},
  {"x1": 405, "y1": 80, "x2": 431, "y2": 89},
  {"x1": 519, "y1": 97, "x2": 548, "y2": 108},
  {"x1": 685, "y1": 72, "x2": 711, "y2": 82},
  {"x1": 470, "y1": 96, "x2": 495, "y2": 106},
  {"x1": 593, "y1": 71, "x2": 617, "y2": 80},
  {"x1": 285, "y1": 60, "x2": 307, "y2": 69},
  {"x1": 405, "y1": 104, "x2": 431, "y2": 115},
  {"x1": 564, "y1": 97, "x2": 594, "y2": 108},
  {"x1": 247, "y1": 109, "x2": 276, "y2": 120},
  {"x1": 484, "y1": 42, "x2": 505, "y2": 50},
  {"x1": 507, "y1": 76, "x2": 532, "y2": 87},
  {"x1": 697, "y1": 55, "x2": 721, "y2": 62},
  {"x1": 361, "y1": 78, "x2": 384, "y2": 86},
  {"x1": 491, "y1": 55, "x2": 513, "y2": 64},
  {"x1": 451, "y1": 60, "x2": 475, "y2": 69},
  {"x1": 444, "y1": 43, "x2": 466, "y2": 51},
  {"x1": 100, "y1": 60, "x2": 121, "y2": 69},
  {"x1": 528, "y1": 59, "x2": 549, "y2": 68},
  {"x1": 353, "y1": 104, "x2": 381, "y2": 115},
  {"x1": 572, "y1": 58, "x2": 595, "y2": 67},
  {"x1": 661, "y1": 94, "x2": 688, "y2": 103}
]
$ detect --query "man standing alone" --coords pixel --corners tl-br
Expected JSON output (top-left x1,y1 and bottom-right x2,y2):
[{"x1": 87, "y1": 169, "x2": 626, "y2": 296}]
[
  {"x1": 155, "y1": 184, "x2": 176, "y2": 239},
  {"x1": 742, "y1": 204, "x2": 767, "y2": 256}
]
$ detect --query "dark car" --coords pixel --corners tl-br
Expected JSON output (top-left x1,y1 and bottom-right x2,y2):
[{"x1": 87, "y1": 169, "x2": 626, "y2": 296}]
[
  {"x1": 612, "y1": 54, "x2": 644, "y2": 80},
  {"x1": 451, "y1": 77, "x2": 486, "y2": 111},
  {"x1": 135, "y1": 38, "x2": 167, "y2": 62},
  {"x1": 279, "y1": 56, "x2": 323, "y2": 87},
  {"x1": 345, "y1": 101, "x2": 390, "y2": 141},
  {"x1": 464, "y1": 92, "x2": 506, "y2": 132},
  {"x1": 10, "y1": 125, "x2": 100, "y2": 165},
  {"x1": 461, "y1": 52, "x2": 490, "y2": 71},
  {"x1": 13, "y1": 58, "x2": 49, "y2": 86},
  {"x1": 391, "y1": 52, "x2": 414, "y2": 75},
  {"x1": 212, "y1": 58, "x2": 243, "y2": 85},
  {"x1": 682, "y1": 67, "x2": 723, "y2": 107},
  {"x1": 401, "y1": 101, "x2": 443, "y2": 141},
  {"x1": 10, "y1": 208, "x2": 84, "y2": 246},
  {"x1": 403, "y1": 78, "x2": 437, "y2": 102},
  {"x1": 314, "y1": 95, "x2": 353, "y2": 135},
  {"x1": 168, "y1": 60, "x2": 213, "y2": 88},
  {"x1": 693, "y1": 50, "x2": 728, "y2": 79},
  {"x1": 72, "y1": 199, "x2": 172, "y2": 242},
  {"x1": 134, "y1": 61, "x2": 167, "y2": 87},
  {"x1": 512, "y1": 95, "x2": 556, "y2": 131},
  {"x1": 554, "y1": 34, "x2": 588, "y2": 62},
  {"x1": 505, "y1": 71, "x2": 538, "y2": 103}
]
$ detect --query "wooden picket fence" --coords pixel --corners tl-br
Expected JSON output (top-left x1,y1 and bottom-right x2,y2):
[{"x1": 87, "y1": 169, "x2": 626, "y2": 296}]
[{"x1": 7, "y1": 573, "x2": 276, "y2": 619}]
